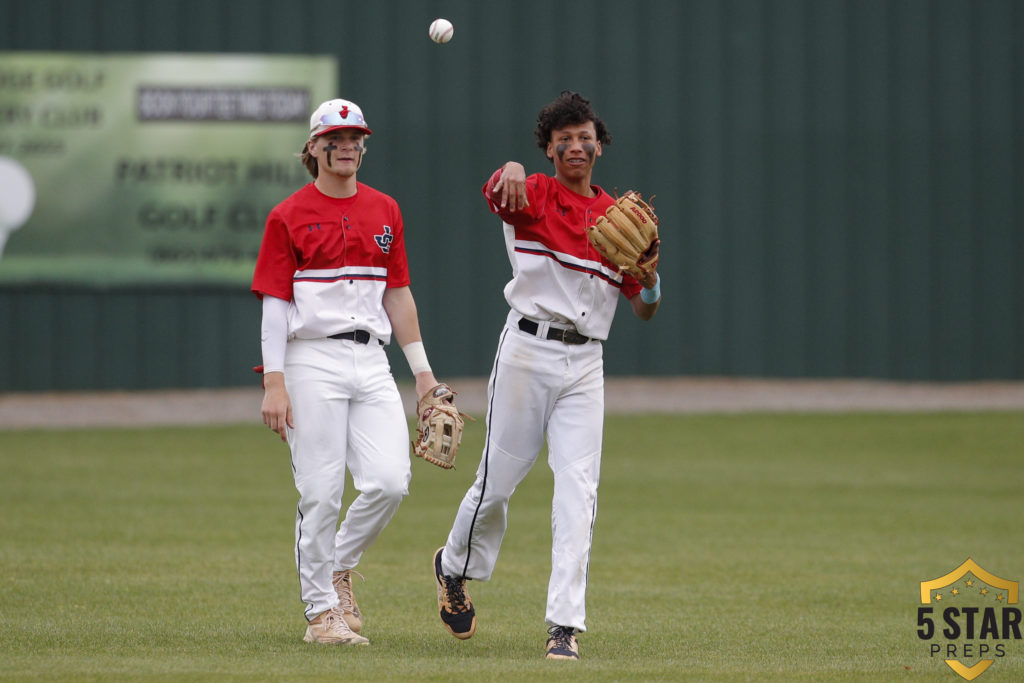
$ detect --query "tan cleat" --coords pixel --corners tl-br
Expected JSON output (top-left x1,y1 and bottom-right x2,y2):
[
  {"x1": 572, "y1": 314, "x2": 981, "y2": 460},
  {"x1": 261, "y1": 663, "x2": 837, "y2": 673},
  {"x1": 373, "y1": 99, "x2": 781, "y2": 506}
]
[
  {"x1": 545, "y1": 625, "x2": 579, "y2": 660},
  {"x1": 434, "y1": 547, "x2": 476, "y2": 639},
  {"x1": 332, "y1": 569, "x2": 364, "y2": 633},
  {"x1": 303, "y1": 606, "x2": 369, "y2": 646}
]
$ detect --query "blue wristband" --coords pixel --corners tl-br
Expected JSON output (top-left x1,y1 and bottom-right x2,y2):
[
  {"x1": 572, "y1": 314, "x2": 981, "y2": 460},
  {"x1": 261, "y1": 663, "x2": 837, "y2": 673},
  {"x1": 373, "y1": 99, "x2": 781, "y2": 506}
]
[{"x1": 640, "y1": 273, "x2": 661, "y2": 304}]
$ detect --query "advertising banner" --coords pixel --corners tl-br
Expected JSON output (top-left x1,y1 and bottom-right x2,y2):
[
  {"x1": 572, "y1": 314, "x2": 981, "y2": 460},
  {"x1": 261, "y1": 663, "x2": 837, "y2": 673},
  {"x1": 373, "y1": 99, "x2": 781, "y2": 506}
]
[{"x1": 0, "y1": 52, "x2": 337, "y2": 285}]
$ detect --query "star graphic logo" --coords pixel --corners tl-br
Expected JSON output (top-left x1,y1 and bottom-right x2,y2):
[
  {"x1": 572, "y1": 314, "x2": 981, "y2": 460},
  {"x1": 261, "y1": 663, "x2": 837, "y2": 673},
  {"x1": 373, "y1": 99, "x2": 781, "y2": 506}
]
[{"x1": 917, "y1": 559, "x2": 1021, "y2": 680}]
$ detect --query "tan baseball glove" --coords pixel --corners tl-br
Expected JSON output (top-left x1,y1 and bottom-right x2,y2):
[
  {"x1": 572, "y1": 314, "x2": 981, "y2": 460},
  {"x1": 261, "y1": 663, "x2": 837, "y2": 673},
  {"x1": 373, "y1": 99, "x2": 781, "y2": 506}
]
[
  {"x1": 587, "y1": 191, "x2": 660, "y2": 282},
  {"x1": 414, "y1": 383, "x2": 467, "y2": 469}
]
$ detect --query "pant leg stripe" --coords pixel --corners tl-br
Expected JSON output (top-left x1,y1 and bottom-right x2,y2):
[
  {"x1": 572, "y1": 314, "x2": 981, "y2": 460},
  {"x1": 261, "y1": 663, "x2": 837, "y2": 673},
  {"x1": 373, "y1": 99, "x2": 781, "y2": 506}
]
[
  {"x1": 296, "y1": 502, "x2": 314, "y2": 619},
  {"x1": 461, "y1": 326, "x2": 509, "y2": 579}
]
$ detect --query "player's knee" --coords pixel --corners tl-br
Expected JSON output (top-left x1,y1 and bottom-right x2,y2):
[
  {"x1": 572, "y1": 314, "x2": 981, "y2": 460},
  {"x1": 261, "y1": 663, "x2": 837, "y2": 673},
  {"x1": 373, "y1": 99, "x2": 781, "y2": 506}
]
[
  {"x1": 296, "y1": 479, "x2": 337, "y2": 508},
  {"x1": 381, "y1": 481, "x2": 408, "y2": 504},
  {"x1": 372, "y1": 471, "x2": 410, "y2": 504}
]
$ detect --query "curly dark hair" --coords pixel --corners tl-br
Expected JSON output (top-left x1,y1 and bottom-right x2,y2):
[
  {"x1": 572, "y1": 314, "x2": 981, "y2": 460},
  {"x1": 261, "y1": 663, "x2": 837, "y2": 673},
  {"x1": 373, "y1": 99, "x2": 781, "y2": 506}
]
[{"x1": 534, "y1": 91, "x2": 612, "y2": 156}]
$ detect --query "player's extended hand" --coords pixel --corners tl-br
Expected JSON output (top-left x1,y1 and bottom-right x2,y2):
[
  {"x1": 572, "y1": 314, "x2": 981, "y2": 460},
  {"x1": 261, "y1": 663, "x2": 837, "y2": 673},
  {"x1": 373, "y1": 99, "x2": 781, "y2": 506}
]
[
  {"x1": 414, "y1": 372, "x2": 440, "y2": 402},
  {"x1": 637, "y1": 241, "x2": 660, "y2": 289},
  {"x1": 492, "y1": 161, "x2": 529, "y2": 211},
  {"x1": 261, "y1": 372, "x2": 293, "y2": 442}
]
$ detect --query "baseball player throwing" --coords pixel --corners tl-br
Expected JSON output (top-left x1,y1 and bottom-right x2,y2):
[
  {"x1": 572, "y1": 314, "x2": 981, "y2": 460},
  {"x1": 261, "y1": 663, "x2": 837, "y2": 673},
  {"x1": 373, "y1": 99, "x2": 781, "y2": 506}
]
[
  {"x1": 253, "y1": 98, "x2": 447, "y2": 646},
  {"x1": 432, "y1": 91, "x2": 662, "y2": 660}
]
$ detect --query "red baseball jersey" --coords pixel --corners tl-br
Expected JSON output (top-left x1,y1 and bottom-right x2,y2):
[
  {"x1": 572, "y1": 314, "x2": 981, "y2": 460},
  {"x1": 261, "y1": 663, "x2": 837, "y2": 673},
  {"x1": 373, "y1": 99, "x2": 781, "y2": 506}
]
[
  {"x1": 483, "y1": 169, "x2": 643, "y2": 340},
  {"x1": 252, "y1": 182, "x2": 410, "y2": 343}
]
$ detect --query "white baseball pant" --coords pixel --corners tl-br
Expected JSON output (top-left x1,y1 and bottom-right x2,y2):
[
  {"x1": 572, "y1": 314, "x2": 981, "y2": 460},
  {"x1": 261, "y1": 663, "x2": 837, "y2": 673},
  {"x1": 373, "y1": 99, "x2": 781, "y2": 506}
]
[
  {"x1": 284, "y1": 337, "x2": 411, "y2": 620},
  {"x1": 441, "y1": 315, "x2": 604, "y2": 632}
]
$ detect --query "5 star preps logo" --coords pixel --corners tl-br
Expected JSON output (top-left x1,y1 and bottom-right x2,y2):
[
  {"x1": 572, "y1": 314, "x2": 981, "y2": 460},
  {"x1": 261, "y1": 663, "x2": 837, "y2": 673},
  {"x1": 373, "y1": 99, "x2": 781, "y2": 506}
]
[{"x1": 918, "y1": 559, "x2": 1021, "y2": 680}]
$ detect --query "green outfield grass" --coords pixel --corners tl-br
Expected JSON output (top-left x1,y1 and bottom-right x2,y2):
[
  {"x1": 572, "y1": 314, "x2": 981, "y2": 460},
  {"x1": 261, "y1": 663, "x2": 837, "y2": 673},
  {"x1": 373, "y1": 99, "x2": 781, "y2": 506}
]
[{"x1": 1, "y1": 412, "x2": 1022, "y2": 681}]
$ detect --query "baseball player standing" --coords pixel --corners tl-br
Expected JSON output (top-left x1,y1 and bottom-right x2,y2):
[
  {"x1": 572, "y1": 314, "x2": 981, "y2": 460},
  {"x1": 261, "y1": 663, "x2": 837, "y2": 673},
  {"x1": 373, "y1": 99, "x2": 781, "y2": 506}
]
[
  {"x1": 253, "y1": 98, "x2": 445, "y2": 646},
  {"x1": 432, "y1": 91, "x2": 662, "y2": 660}
]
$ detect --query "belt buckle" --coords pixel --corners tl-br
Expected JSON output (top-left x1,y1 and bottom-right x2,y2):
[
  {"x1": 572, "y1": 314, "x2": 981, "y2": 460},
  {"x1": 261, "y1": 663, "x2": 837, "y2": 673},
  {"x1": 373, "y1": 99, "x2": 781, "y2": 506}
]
[
  {"x1": 555, "y1": 328, "x2": 570, "y2": 343},
  {"x1": 354, "y1": 330, "x2": 370, "y2": 344}
]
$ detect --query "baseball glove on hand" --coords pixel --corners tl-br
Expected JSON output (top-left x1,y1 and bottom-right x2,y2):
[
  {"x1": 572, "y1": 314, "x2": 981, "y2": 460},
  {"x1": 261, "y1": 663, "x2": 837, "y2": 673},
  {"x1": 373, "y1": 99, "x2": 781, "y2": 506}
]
[
  {"x1": 414, "y1": 383, "x2": 467, "y2": 469},
  {"x1": 587, "y1": 191, "x2": 660, "y2": 282}
]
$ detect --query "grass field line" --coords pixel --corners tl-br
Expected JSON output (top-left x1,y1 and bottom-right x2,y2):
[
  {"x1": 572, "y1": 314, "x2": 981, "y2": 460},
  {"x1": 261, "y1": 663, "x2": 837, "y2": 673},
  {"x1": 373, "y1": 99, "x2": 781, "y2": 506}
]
[{"x1": 0, "y1": 377, "x2": 1022, "y2": 429}]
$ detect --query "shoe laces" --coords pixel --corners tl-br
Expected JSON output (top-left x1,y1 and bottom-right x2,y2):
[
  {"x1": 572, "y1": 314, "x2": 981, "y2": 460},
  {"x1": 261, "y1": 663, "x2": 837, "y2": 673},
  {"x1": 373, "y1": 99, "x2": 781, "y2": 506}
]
[
  {"x1": 547, "y1": 625, "x2": 575, "y2": 648},
  {"x1": 443, "y1": 575, "x2": 470, "y2": 613},
  {"x1": 333, "y1": 569, "x2": 363, "y2": 611},
  {"x1": 326, "y1": 606, "x2": 356, "y2": 634}
]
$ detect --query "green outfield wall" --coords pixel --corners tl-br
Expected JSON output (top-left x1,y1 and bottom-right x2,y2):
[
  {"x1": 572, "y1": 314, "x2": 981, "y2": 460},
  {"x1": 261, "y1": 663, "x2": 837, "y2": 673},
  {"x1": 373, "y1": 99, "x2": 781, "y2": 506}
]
[{"x1": 0, "y1": 0, "x2": 1020, "y2": 390}]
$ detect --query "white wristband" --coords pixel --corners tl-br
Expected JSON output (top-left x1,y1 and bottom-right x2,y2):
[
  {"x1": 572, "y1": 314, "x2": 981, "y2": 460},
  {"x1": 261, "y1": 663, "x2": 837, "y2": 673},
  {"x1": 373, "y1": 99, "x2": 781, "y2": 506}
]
[{"x1": 401, "y1": 341, "x2": 432, "y2": 375}]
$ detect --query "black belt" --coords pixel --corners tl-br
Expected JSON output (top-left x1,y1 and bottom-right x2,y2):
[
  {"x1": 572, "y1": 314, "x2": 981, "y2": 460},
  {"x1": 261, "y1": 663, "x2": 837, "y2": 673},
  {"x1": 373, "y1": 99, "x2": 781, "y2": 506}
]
[
  {"x1": 517, "y1": 318, "x2": 591, "y2": 345},
  {"x1": 329, "y1": 330, "x2": 383, "y2": 346}
]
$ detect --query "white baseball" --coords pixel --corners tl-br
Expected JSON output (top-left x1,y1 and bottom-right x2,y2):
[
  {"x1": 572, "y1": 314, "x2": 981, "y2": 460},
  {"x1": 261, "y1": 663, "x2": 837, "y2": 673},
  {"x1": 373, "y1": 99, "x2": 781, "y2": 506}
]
[{"x1": 429, "y1": 18, "x2": 454, "y2": 44}]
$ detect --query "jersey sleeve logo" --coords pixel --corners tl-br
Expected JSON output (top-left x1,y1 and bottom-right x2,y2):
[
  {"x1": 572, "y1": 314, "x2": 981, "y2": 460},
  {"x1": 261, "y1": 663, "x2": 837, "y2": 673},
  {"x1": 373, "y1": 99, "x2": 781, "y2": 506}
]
[{"x1": 374, "y1": 225, "x2": 394, "y2": 253}]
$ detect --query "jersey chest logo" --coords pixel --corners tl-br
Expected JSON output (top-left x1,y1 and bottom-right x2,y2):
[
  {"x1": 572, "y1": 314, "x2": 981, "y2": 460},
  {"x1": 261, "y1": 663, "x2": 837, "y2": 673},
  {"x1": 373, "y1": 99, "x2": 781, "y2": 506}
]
[{"x1": 374, "y1": 225, "x2": 393, "y2": 253}]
